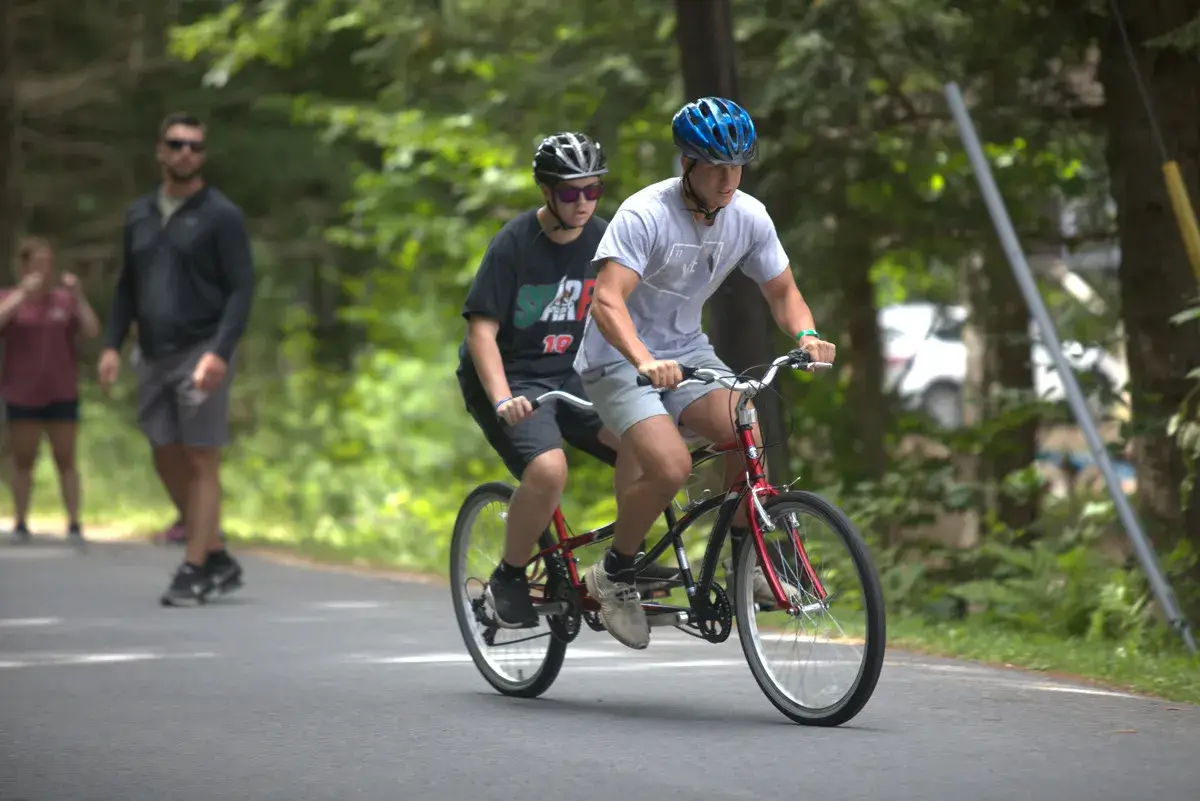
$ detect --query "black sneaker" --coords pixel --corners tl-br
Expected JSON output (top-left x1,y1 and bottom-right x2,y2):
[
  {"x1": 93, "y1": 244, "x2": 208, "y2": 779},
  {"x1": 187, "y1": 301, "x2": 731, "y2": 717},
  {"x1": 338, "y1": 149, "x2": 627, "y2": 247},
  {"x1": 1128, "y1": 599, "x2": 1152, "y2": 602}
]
[
  {"x1": 204, "y1": 549, "x2": 243, "y2": 596},
  {"x1": 67, "y1": 521, "x2": 85, "y2": 546},
  {"x1": 13, "y1": 521, "x2": 30, "y2": 542},
  {"x1": 486, "y1": 564, "x2": 539, "y2": 629},
  {"x1": 160, "y1": 562, "x2": 214, "y2": 607}
]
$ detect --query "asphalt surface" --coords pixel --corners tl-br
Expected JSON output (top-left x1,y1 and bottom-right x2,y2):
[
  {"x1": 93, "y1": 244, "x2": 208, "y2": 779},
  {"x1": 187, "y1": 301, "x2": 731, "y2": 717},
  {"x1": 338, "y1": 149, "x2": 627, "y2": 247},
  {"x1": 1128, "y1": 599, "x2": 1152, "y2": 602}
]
[{"x1": 2, "y1": 533, "x2": 1197, "y2": 801}]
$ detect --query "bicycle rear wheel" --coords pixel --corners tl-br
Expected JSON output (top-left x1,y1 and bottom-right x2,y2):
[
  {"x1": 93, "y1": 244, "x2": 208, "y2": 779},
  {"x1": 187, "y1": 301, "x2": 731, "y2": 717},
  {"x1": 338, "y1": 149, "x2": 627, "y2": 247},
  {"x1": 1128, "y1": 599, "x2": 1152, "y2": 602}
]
[
  {"x1": 450, "y1": 481, "x2": 568, "y2": 698},
  {"x1": 733, "y1": 490, "x2": 886, "y2": 726}
]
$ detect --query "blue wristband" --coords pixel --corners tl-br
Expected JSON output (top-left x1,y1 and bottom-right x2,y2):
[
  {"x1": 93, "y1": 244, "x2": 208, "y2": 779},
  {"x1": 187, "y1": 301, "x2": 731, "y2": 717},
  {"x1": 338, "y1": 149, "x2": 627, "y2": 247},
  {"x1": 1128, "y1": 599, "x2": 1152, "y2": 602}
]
[{"x1": 494, "y1": 396, "x2": 512, "y2": 410}]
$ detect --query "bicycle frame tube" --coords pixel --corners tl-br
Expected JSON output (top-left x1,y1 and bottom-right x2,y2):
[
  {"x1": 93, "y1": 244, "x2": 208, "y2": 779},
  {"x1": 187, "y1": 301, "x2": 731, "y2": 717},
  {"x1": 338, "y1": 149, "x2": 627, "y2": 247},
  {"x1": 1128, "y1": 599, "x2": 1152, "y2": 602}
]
[{"x1": 733, "y1": 398, "x2": 826, "y2": 608}]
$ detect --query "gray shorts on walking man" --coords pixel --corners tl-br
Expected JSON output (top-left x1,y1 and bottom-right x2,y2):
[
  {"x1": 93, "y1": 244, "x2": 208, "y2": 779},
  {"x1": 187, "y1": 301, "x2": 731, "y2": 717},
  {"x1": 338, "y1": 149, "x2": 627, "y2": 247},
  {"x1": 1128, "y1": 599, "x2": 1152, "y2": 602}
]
[
  {"x1": 136, "y1": 339, "x2": 234, "y2": 448},
  {"x1": 578, "y1": 341, "x2": 732, "y2": 440}
]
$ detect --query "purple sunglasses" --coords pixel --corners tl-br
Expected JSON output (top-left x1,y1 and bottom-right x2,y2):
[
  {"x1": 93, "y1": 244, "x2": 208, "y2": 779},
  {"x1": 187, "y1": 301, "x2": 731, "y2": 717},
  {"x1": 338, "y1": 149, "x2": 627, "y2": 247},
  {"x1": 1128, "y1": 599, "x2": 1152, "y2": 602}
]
[{"x1": 554, "y1": 183, "x2": 604, "y2": 203}]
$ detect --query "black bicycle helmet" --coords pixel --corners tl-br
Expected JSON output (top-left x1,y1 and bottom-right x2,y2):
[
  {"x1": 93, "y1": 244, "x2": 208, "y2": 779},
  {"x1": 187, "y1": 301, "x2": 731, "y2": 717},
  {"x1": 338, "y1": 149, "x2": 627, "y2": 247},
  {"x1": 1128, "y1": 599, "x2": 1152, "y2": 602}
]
[{"x1": 533, "y1": 132, "x2": 609, "y2": 185}]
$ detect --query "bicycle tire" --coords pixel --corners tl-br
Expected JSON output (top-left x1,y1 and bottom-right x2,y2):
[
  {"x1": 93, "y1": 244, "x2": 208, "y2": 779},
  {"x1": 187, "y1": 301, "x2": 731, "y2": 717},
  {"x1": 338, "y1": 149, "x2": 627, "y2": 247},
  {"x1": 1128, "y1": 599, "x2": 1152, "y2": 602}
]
[
  {"x1": 734, "y1": 490, "x2": 886, "y2": 726},
  {"x1": 450, "y1": 481, "x2": 567, "y2": 699}
]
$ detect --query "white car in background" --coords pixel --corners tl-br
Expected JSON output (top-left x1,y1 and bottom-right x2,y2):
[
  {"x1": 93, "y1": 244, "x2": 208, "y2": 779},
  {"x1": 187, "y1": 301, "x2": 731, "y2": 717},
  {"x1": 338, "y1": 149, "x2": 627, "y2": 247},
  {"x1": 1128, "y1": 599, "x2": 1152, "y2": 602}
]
[{"x1": 879, "y1": 302, "x2": 1128, "y2": 429}]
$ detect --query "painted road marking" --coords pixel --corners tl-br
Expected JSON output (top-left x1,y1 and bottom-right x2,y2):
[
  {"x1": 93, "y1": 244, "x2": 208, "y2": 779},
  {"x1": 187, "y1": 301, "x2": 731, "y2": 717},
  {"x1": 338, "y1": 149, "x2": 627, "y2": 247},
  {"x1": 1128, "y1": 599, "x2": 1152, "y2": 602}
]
[
  {"x1": 0, "y1": 651, "x2": 218, "y2": 669},
  {"x1": 0, "y1": 617, "x2": 62, "y2": 628},
  {"x1": 310, "y1": 601, "x2": 388, "y2": 610}
]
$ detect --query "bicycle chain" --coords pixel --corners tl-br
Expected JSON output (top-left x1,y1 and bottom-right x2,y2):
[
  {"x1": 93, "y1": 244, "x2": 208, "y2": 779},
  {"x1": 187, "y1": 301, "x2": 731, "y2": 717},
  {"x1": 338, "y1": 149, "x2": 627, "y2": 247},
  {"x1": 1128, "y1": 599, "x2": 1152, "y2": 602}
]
[{"x1": 581, "y1": 583, "x2": 733, "y2": 644}]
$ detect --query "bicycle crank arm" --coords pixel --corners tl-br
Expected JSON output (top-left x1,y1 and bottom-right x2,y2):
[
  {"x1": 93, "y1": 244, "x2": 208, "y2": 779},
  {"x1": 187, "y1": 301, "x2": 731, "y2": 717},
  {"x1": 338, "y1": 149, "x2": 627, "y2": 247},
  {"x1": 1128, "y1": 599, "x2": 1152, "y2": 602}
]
[
  {"x1": 533, "y1": 601, "x2": 572, "y2": 617},
  {"x1": 647, "y1": 610, "x2": 690, "y2": 628}
]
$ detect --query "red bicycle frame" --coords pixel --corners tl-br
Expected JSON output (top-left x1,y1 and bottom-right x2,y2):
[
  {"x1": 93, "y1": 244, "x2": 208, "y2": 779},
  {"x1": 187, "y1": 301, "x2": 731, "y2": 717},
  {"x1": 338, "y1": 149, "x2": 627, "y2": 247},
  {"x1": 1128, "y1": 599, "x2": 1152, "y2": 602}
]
[{"x1": 530, "y1": 408, "x2": 827, "y2": 614}]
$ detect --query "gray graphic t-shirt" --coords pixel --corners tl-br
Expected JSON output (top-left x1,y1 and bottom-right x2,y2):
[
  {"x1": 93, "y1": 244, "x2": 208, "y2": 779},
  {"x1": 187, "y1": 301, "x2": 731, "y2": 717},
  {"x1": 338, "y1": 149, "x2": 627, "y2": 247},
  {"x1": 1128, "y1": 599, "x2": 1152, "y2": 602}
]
[{"x1": 573, "y1": 177, "x2": 789, "y2": 373}]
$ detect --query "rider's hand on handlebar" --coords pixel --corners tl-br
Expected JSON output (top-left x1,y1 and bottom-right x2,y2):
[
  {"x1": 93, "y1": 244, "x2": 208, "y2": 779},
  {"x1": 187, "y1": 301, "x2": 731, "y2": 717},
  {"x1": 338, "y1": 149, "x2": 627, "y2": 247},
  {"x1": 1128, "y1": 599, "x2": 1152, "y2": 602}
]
[
  {"x1": 496, "y1": 396, "x2": 534, "y2": 425},
  {"x1": 637, "y1": 359, "x2": 684, "y2": 389},
  {"x1": 799, "y1": 336, "x2": 836, "y2": 364}
]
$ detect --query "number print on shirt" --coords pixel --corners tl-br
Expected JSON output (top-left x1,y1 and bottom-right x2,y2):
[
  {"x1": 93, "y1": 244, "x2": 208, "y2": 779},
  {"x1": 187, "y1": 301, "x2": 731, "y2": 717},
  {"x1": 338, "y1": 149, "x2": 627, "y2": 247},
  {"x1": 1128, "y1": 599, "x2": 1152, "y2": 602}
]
[{"x1": 542, "y1": 334, "x2": 574, "y2": 354}]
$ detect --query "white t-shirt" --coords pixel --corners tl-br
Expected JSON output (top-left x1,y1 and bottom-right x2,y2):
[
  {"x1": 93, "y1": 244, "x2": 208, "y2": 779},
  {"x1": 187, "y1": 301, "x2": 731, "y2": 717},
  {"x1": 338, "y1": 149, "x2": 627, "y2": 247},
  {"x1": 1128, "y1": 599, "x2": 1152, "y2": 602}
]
[{"x1": 573, "y1": 177, "x2": 790, "y2": 373}]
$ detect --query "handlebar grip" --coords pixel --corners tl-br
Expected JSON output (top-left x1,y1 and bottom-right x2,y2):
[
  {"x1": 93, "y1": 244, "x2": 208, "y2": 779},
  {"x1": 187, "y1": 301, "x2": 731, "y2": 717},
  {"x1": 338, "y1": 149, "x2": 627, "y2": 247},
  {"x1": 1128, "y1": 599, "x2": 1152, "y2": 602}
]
[{"x1": 635, "y1": 365, "x2": 697, "y2": 387}]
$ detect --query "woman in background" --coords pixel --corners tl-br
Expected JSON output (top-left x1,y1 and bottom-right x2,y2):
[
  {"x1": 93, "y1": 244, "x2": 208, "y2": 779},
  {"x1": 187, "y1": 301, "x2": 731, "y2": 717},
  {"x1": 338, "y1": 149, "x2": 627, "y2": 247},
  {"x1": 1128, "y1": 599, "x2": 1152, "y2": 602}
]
[{"x1": 0, "y1": 236, "x2": 101, "y2": 542}]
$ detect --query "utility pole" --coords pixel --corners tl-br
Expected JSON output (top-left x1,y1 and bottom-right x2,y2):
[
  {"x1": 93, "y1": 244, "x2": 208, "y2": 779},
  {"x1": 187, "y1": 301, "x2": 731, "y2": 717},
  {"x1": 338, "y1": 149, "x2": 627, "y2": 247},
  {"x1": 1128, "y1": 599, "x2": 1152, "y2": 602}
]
[{"x1": 673, "y1": 0, "x2": 791, "y2": 479}]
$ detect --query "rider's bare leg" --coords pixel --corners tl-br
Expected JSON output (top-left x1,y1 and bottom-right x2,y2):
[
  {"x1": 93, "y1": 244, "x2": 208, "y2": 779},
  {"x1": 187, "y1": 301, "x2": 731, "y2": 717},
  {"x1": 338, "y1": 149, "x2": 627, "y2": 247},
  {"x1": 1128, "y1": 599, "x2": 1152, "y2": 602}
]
[
  {"x1": 502, "y1": 448, "x2": 568, "y2": 567},
  {"x1": 610, "y1": 414, "x2": 693, "y2": 559},
  {"x1": 584, "y1": 414, "x2": 691, "y2": 649}
]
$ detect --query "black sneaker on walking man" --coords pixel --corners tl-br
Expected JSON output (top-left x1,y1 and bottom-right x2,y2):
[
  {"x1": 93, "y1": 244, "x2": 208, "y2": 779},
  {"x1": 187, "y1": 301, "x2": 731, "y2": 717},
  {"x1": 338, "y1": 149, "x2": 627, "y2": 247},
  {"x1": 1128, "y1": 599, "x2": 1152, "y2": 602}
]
[{"x1": 98, "y1": 112, "x2": 255, "y2": 606}]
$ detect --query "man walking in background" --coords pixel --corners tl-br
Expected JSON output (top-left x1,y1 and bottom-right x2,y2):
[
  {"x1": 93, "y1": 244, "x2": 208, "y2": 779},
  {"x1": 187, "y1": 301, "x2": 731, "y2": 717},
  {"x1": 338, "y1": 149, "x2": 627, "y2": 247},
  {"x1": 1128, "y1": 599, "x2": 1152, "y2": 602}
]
[{"x1": 98, "y1": 112, "x2": 256, "y2": 607}]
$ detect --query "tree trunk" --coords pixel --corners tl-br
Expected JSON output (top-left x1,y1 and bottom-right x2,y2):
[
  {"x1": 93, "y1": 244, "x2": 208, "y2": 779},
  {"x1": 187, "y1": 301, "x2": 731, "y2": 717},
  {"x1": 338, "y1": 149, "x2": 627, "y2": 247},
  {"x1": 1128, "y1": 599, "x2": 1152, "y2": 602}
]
[
  {"x1": 0, "y1": 0, "x2": 20, "y2": 485},
  {"x1": 836, "y1": 217, "x2": 887, "y2": 486},
  {"x1": 1098, "y1": 1, "x2": 1200, "y2": 614},
  {"x1": 674, "y1": 0, "x2": 790, "y2": 479},
  {"x1": 981, "y1": 244, "x2": 1040, "y2": 537},
  {"x1": 0, "y1": 0, "x2": 21, "y2": 277},
  {"x1": 958, "y1": 251, "x2": 987, "y2": 549}
]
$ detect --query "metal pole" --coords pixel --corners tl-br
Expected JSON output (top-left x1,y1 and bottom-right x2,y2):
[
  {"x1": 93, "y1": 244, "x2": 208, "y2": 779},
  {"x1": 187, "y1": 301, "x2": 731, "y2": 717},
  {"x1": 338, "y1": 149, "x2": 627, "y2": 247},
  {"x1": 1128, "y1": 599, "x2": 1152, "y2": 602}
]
[{"x1": 944, "y1": 81, "x2": 1196, "y2": 654}]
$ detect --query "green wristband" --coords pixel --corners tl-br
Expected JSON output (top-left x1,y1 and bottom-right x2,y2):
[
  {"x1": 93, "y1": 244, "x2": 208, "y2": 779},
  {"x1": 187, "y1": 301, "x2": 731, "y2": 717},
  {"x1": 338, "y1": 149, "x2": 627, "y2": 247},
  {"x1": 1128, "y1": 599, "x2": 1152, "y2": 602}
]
[{"x1": 795, "y1": 329, "x2": 819, "y2": 340}]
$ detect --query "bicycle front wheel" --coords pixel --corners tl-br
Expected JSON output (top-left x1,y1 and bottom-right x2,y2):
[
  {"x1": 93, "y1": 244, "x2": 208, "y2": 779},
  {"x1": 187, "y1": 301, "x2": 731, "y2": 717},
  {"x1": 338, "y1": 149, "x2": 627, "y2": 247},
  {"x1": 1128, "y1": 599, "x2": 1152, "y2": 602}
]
[
  {"x1": 450, "y1": 481, "x2": 568, "y2": 698},
  {"x1": 733, "y1": 490, "x2": 886, "y2": 726}
]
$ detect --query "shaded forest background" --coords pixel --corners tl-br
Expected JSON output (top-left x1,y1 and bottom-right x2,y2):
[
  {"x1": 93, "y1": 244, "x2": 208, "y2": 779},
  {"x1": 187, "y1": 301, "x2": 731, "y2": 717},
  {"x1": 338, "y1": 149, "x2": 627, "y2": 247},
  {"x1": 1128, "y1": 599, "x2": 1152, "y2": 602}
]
[{"x1": 3, "y1": 0, "x2": 1200, "y2": 662}]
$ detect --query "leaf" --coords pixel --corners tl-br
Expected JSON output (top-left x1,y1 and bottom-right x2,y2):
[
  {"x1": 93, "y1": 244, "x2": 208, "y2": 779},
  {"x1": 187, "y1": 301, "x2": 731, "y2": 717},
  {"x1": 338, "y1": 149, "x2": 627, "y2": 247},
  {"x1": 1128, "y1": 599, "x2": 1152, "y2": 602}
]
[{"x1": 1169, "y1": 305, "x2": 1200, "y2": 326}]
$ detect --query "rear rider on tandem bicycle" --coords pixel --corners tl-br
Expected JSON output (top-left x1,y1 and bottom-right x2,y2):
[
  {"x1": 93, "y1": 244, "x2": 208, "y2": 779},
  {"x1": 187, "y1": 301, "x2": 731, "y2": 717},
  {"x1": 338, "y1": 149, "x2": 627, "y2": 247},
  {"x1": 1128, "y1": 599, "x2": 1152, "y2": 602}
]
[{"x1": 455, "y1": 131, "x2": 678, "y2": 630}]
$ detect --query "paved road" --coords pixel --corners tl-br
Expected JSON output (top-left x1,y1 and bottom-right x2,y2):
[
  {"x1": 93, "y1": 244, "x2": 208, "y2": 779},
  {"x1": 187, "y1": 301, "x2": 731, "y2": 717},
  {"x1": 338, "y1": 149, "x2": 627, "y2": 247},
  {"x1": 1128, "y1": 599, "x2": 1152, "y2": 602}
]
[{"x1": 2, "y1": 535, "x2": 1197, "y2": 801}]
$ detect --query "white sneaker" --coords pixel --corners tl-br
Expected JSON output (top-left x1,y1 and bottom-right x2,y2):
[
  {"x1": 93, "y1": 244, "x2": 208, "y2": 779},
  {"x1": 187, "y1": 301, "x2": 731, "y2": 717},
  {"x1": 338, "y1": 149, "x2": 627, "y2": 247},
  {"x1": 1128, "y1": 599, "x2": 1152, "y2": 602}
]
[
  {"x1": 724, "y1": 558, "x2": 803, "y2": 608},
  {"x1": 585, "y1": 561, "x2": 650, "y2": 649}
]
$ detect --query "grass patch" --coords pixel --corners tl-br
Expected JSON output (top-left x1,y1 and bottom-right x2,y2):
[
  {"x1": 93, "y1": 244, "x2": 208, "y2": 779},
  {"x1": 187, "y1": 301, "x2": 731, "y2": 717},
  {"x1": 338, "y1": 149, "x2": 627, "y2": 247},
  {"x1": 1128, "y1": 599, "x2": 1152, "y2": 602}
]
[
  {"x1": 223, "y1": 524, "x2": 1199, "y2": 707},
  {"x1": 887, "y1": 616, "x2": 1200, "y2": 705},
  {"x1": 2, "y1": 395, "x2": 1194, "y2": 708}
]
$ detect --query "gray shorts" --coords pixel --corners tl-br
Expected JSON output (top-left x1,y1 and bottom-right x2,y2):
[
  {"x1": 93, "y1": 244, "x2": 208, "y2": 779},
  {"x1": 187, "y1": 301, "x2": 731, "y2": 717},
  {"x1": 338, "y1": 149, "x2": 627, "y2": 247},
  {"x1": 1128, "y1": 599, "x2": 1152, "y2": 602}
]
[
  {"x1": 578, "y1": 342, "x2": 732, "y2": 439},
  {"x1": 136, "y1": 340, "x2": 234, "y2": 448}
]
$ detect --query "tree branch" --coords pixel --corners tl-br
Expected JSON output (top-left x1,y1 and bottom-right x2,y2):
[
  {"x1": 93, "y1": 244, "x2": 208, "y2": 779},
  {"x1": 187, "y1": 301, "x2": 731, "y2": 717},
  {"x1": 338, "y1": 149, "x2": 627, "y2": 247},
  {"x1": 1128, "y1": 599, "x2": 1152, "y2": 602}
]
[{"x1": 16, "y1": 57, "x2": 174, "y2": 115}]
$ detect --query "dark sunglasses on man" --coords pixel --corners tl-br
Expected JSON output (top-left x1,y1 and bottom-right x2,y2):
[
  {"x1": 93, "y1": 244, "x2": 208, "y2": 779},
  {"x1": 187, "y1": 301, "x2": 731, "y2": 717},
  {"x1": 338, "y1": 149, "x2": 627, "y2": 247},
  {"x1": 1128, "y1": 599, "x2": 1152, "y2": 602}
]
[
  {"x1": 553, "y1": 182, "x2": 603, "y2": 203},
  {"x1": 165, "y1": 138, "x2": 206, "y2": 153}
]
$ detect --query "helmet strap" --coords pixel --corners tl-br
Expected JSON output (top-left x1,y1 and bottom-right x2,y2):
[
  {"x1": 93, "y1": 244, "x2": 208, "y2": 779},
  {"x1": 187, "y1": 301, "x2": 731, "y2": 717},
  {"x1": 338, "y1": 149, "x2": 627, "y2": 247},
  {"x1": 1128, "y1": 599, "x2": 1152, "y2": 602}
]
[
  {"x1": 680, "y1": 161, "x2": 720, "y2": 222},
  {"x1": 544, "y1": 194, "x2": 580, "y2": 231}
]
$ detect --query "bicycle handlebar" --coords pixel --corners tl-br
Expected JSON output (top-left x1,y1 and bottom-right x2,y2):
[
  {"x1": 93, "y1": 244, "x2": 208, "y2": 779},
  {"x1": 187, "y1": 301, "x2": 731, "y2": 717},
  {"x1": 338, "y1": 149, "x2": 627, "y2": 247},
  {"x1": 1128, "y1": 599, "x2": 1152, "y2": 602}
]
[
  {"x1": 524, "y1": 348, "x2": 832, "y2": 412},
  {"x1": 633, "y1": 348, "x2": 832, "y2": 394}
]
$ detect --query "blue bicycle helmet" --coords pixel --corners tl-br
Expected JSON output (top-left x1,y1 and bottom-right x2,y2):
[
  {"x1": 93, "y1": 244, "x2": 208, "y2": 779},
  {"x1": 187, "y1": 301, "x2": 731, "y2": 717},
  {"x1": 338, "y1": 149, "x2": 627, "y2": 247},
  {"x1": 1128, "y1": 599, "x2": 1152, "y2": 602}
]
[{"x1": 671, "y1": 97, "x2": 758, "y2": 166}]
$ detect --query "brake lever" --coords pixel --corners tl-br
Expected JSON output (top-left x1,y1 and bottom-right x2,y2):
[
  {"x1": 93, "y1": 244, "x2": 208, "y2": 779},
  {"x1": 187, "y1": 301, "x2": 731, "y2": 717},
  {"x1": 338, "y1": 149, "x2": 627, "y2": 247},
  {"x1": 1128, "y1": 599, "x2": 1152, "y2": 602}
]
[{"x1": 787, "y1": 348, "x2": 833, "y2": 372}]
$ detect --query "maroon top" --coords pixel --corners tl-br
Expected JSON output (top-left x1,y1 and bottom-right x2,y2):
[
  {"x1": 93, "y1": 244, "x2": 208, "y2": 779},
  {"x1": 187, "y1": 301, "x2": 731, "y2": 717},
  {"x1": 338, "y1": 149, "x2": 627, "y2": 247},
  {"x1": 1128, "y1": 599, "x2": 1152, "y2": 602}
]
[{"x1": 0, "y1": 288, "x2": 81, "y2": 407}]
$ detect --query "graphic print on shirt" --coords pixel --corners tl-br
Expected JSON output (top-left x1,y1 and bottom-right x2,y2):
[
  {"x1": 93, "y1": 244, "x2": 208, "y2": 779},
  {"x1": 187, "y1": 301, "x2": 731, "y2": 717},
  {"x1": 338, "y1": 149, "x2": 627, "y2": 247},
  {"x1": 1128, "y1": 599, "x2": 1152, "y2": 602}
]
[
  {"x1": 642, "y1": 241, "x2": 725, "y2": 299},
  {"x1": 514, "y1": 277, "x2": 596, "y2": 328}
]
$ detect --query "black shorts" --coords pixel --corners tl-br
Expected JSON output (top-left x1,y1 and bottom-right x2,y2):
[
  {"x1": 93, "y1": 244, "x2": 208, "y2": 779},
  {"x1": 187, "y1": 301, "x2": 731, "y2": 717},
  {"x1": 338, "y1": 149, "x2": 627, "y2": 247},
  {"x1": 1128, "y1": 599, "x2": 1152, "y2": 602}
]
[
  {"x1": 459, "y1": 369, "x2": 616, "y2": 480},
  {"x1": 5, "y1": 399, "x2": 80, "y2": 422}
]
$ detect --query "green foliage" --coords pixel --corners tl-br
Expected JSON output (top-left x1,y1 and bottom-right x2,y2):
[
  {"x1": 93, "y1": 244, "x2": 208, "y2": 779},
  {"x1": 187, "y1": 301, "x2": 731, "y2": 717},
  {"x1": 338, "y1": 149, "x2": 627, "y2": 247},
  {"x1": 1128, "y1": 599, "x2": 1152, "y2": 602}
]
[
  {"x1": 12, "y1": 0, "x2": 1184, "y2": 691},
  {"x1": 1147, "y1": 13, "x2": 1200, "y2": 53},
  {"x1": 1168, "y1": 298, "x2": 1200, "y2": 512}
]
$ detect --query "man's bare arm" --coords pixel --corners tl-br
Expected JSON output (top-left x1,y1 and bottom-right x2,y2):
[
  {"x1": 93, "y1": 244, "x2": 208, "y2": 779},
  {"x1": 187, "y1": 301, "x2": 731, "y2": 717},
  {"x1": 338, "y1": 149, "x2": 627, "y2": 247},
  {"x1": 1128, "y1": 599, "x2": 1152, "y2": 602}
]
[{"x1": 590, "y1": 260, "x2": 655, "y2": 367}]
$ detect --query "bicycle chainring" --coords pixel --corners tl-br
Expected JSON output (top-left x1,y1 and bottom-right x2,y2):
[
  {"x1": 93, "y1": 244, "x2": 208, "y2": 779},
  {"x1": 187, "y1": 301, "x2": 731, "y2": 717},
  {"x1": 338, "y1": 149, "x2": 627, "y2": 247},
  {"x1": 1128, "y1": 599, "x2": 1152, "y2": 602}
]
[
  {"x1": 696, "y1": 583, "x2": 732, "y2": 643},
  {"x1": 583, "y1": 610, "x2": 605, "y2": 632},
  {"x1": 544, "y1": 556, "x2": 582, "y2": 644}
]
